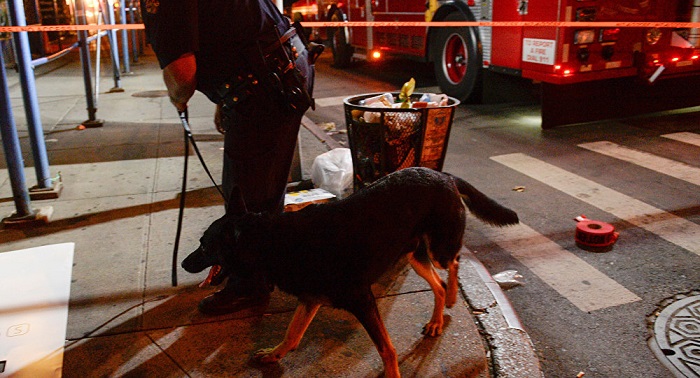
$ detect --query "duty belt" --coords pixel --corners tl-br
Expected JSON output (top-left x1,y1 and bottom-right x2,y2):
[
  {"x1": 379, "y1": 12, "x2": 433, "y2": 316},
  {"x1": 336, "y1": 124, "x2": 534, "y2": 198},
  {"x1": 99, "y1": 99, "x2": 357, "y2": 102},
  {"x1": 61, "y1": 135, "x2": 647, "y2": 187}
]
[{"x1": 217, "y1": 22, "x2": 318, "y2": 116}]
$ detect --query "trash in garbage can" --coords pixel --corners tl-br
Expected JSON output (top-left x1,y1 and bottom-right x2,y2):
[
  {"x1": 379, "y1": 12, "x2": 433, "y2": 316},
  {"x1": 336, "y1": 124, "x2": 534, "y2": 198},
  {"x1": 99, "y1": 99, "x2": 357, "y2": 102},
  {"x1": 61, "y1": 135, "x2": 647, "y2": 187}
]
[{"x1": 343, "y1": 92, "x2": 460, "y2": 190}]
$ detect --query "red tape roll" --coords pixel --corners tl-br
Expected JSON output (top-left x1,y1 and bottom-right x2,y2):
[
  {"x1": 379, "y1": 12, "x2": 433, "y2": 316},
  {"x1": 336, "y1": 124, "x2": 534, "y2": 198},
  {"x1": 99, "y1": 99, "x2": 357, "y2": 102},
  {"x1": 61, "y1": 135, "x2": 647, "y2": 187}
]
[{"x1": 575, "y1": 220, "x2": 619, "y2": 250}]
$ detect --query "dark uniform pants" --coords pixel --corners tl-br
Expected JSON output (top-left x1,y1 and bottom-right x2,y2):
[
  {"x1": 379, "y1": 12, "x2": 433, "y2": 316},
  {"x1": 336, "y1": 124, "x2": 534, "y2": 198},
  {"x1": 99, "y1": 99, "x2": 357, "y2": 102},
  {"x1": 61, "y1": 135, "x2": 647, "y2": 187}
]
[
  {"x1": 222, "y1": 104, "x2": 302, "y2": 215},
  {"x1": 218, "y1": 27, "x2": 313, "y2": 296},
  {"x1": 221, "y1": 30, "x2": 312, "y2": 215}
]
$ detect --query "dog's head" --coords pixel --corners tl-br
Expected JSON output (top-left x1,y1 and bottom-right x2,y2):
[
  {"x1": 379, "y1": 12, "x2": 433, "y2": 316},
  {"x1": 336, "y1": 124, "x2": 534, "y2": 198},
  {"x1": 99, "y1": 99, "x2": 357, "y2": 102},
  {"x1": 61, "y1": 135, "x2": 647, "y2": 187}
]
[{"x1": 181, "y1": 187, "x2": 255, "y2": 286}]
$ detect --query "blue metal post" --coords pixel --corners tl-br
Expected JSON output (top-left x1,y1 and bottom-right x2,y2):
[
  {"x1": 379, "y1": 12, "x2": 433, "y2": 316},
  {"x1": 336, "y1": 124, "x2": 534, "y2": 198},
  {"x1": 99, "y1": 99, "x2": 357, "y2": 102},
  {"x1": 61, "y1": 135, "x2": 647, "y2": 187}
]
[
  {"x1": 0, "y1": 46, "x2": 34, "y2": 218},
  {"x1": 119, "y1": 0, "x2": 130, "y2": 73},
  {"x1": 7, "y1": 0, "x2": 52, "y2": 189},
  {"x1": 75, "y1": 0, "x2": 103, "y2": 127}
]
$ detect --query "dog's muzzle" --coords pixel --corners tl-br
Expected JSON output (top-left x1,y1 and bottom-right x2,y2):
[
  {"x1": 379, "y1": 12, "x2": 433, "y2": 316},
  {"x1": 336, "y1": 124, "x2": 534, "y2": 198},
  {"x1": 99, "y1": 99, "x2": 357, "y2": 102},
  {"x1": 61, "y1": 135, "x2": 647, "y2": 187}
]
[
  {"x1": 181, "y1": 245, "x2": 212, "y2": 273},
  {"x1": 181, "y1": 245, "x2": 228, "y2": 287}
]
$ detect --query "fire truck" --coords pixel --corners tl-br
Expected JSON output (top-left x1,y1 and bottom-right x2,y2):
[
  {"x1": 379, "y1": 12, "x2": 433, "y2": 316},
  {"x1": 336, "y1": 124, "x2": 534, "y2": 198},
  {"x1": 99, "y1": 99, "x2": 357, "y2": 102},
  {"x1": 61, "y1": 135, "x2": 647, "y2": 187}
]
[{"x1": 291, "y1": 0, "x2": 700, "y2": 128}]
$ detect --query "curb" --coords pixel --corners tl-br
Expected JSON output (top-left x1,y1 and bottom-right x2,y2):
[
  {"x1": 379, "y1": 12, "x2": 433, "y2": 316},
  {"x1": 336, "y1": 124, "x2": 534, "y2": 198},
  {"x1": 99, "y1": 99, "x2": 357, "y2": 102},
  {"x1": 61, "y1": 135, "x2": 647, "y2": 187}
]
[{"x1": 459, "y1": 247, "x2": 544, "y2": 378}]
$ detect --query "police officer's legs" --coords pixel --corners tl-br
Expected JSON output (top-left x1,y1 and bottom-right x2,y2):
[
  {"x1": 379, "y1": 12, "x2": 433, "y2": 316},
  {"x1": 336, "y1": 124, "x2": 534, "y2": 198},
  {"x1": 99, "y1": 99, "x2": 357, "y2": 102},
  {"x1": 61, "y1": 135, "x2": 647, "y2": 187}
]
[{"x1": 198, "y1": 104, "x2": 303, "y2": 315}]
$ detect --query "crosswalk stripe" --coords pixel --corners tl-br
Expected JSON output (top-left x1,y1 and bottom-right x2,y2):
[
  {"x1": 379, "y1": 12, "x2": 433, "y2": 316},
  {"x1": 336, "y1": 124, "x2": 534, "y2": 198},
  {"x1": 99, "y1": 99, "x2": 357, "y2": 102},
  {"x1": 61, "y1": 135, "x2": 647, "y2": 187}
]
[
  {"x1": 490, "y1": 153, "x2": 700, "y2": 257},
  {"x1": 578, "y1": 141, "x2": 700, "y2": 186},
  {"x1": 661, "y1": 132, "x2": 700, "y2": 147},
  {"x1": 477, "y1": 223, "x2": 641, "y2": 312}
]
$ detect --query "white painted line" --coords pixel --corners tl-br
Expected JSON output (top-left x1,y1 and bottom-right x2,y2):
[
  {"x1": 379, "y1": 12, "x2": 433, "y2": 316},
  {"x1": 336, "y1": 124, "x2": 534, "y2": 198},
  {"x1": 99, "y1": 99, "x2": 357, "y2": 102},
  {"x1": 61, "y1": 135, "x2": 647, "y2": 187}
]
[
  {"x1": 478, "y1": 223, "x2": 641, "y2": 312},
  {"x1": 491, "y1": 153, "x2": 700, "y2": 257},
  {"x1": 0, "y1": 243, "x2": 74, "y2": 376},
  {"x1": 578, "y1": 141, "x2": 700, "y2": 186},
  {"x1": 315, "y1": 95, "x2": 348, "y2": 107},
  {"x1": 662, "y1": 132, "x2": 700, "y2": 148}
]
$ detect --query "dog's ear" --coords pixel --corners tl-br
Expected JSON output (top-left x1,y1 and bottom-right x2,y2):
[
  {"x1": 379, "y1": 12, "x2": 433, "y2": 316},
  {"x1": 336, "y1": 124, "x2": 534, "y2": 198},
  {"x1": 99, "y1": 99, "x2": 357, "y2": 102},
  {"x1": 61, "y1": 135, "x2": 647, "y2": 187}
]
[{"x1": 226, "y1": 186, "x2": 248, "y2": 216}]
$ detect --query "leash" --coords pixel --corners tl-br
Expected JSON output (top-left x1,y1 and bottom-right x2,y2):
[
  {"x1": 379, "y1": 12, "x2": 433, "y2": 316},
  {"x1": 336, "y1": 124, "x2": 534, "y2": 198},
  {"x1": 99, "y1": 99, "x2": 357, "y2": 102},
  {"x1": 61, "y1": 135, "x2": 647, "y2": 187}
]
[{"x1": 172, "y1": 109, "x2": 227, "y2": 287}]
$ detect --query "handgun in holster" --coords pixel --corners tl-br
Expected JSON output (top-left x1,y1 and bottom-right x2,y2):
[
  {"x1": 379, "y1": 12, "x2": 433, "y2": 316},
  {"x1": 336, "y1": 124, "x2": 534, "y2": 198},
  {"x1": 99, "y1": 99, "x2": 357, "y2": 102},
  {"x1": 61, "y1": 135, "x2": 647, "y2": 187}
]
[{"x1": 260, "y1": 21, "x2": 324, "y2": 112}]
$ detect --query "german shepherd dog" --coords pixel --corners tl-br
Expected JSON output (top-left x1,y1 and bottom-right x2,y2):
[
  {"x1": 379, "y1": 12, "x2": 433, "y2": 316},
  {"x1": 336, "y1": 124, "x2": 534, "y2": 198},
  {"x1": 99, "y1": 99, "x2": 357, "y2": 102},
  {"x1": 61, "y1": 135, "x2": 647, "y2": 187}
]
[{"x1": 182, "y1": 167, "x2": 518, "y2": 378}]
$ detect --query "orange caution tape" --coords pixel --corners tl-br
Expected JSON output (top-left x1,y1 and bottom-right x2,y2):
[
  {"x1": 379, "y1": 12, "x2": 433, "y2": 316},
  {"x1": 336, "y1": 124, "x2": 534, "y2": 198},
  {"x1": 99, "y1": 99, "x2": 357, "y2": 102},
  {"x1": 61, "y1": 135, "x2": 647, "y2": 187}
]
[
  {"x1": 0, "y1": 24, "x2": 145, "y2": 32},
  {"x1": 302, "y1": 21, "x2": 700, "y2": 28},
  {"x1": 1, "y1": 21, "x2": 700, "y2": 33}
]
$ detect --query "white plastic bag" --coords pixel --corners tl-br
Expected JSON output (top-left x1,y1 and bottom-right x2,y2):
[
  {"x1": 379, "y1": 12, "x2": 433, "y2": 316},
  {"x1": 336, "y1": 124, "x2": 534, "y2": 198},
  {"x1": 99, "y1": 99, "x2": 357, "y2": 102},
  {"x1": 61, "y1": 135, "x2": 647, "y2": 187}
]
[
  {"x1": 492, "y1": 270, "x2": 524, "y2": 290},
  {"x1": 311, "y1": 148, "x2": 354, "y2": 198}
]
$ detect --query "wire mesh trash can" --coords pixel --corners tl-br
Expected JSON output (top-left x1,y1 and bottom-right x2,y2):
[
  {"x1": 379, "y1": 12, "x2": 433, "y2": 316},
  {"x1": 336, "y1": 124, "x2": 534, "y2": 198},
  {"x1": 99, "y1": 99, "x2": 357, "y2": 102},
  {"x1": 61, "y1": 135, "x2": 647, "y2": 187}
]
[{"x1": 344, "y1": 92, "x2": 460, "y2": 190}]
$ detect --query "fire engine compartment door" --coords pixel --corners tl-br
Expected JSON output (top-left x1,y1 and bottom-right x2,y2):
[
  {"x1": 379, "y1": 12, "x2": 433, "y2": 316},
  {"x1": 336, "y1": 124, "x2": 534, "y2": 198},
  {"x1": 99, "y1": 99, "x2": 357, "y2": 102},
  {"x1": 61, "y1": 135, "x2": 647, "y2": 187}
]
[
  {"x1": 347, "y1": 0, "x2": 372, "y2": 50},
  {"x1": 371, "y1": 0, "x2": 426, "y2": 55},
  {"x1": 490, "y1": 0, "x2": 526, "y2": 70}
]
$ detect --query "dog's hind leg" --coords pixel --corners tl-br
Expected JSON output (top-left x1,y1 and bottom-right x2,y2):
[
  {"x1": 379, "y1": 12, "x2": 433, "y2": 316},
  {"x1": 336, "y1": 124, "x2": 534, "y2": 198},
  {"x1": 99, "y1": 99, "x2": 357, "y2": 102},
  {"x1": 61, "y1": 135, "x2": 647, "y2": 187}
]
[
  {"x1": 254, "y1": 300, "x2": 322, "y2": 363},
  {"x1": 445, "y1": 255, "x2": 460, "y2": 309},
  {"x1": 407, "y1": 250, "x2": 446, "y2": 337}
]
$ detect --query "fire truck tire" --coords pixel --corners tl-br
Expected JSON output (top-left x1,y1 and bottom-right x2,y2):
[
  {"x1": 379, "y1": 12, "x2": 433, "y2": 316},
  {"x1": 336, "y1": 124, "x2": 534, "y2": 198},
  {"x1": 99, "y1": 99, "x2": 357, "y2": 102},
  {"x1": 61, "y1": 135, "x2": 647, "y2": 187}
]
[
  {"x1": 431, "y1": 12, "x2": 482, "y2": 102},
  {"x1": 326, "y1": 7, "x2": 353, "y2": 68}
]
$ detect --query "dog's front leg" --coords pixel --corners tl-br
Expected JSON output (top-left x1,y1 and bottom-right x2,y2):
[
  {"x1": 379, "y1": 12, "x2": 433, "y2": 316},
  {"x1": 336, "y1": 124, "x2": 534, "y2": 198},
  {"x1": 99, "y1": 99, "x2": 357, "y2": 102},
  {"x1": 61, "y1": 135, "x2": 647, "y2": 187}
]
[
  {"x1": 254, "y1": 301, "x2": 321, "y2": 363},
  {"x1": 407, "y1": 252, "x2": 446, "y2": 337}
]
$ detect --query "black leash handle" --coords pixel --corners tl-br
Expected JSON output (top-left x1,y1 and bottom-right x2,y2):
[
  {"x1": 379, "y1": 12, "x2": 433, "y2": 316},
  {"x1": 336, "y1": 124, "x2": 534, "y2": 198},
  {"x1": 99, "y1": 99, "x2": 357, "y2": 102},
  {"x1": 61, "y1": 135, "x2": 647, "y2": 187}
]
[
  {"x1": 171, "y1": 110, "x2": 189, "y2": 287},
  {"x1": 178, "y1": 111, "x2": 227, "y2": 202},
  {"x1": 171, "y1": 109, "x2": 227, "y2": 287}
]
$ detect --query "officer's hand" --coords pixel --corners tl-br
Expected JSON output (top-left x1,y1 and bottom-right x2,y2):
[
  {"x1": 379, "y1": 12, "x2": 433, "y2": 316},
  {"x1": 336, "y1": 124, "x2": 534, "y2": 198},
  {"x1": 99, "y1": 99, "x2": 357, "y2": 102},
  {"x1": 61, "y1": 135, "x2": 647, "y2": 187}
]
[
  {"x1": 171, "y1": 99, "x2": 188, "y2": 113},
  {"x1": 163, "y1": 53, "x2": 196, "y2": 113}
]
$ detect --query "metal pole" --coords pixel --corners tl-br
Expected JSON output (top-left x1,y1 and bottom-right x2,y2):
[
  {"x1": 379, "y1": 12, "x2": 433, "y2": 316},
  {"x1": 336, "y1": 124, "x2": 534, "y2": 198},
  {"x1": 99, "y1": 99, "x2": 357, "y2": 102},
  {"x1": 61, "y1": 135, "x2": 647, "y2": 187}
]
[
  {"x1": 95, "y1": 10, "x2": 102, "y2": 103},
  {"x1": 75, "y1": 0, "x2": 103, "y2": 127},
  {"x1": 102, "y1": 0, "x2": 122, "y2": 91},
  {"x1": 7, "y1": 0, "x2": 52, "y2": 190},
  {"x1": 119, "y1": 0, "x2": 130, "y2": 72},
  {"x1": 128, "y1": 0, "x2": 138, "y2": 62},
  {"x1": 0, "y1": 46, "x2": 34, "y2": 218}
]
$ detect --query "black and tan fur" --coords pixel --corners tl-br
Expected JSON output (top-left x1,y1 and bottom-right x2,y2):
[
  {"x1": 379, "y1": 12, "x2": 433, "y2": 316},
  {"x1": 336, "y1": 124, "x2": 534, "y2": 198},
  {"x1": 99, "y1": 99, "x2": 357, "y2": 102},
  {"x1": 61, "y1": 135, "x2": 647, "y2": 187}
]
[{"x1": 182, "y1": 167, "x2": 518, "y2": 377}]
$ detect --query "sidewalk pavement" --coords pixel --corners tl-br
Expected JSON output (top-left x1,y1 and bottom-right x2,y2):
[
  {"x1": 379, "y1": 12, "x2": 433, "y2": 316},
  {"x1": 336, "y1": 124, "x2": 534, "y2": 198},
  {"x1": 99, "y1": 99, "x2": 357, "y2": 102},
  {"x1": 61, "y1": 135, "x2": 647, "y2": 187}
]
[{"x1": 0, "y1": 49, "x2": 542, "y2": 377}]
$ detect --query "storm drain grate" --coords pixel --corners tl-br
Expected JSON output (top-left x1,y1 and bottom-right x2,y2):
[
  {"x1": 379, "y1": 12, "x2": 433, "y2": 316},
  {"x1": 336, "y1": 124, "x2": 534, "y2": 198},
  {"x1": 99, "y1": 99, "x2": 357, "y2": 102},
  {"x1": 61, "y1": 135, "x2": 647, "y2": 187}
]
[{"x1": 648, "y1": 292, "x2": 700, "y2": 377}]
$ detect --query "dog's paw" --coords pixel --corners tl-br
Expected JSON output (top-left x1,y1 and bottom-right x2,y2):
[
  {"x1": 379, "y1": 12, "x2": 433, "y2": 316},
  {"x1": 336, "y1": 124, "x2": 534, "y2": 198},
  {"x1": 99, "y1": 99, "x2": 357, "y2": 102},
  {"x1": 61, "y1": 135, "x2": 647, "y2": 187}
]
[
  {"x1": 422, "y1": 321, "x2": 443, "y2": 337},
  {"x1": 253, "y1": 348, "x2": 283, "y2": 363}
]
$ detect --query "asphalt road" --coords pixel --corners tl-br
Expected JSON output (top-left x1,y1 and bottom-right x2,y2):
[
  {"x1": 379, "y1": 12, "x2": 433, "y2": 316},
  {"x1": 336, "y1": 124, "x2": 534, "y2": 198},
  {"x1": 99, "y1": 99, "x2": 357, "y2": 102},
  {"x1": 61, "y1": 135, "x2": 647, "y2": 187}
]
[{"x1": 306, "y1": 51, "x2": 700, "y2": 378}]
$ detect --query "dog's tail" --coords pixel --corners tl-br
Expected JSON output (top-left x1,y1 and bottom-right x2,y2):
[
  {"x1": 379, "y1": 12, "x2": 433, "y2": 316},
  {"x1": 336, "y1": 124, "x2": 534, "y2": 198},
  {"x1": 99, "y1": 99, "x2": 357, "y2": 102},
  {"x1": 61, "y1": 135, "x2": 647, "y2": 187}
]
[{"x1": 448, "y1": 174, "x2": 519, "y2": 227}]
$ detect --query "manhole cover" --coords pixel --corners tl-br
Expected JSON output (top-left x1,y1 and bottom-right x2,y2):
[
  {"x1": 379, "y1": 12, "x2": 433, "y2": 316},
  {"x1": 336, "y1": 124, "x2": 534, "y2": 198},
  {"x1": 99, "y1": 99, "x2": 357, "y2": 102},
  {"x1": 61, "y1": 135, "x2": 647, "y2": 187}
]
[
  {"x1": 648, "y1": 291, "x2": 700, "y2": 377},
  {"x1": 132, "y1": 90, "x2": 168, "y2": 98}
]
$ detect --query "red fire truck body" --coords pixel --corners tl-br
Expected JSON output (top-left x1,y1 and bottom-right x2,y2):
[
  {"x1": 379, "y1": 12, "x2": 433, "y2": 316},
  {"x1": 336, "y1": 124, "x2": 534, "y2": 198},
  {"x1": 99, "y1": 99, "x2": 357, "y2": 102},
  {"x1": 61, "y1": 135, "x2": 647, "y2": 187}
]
[{"x1": 292, "y1": 0, "x2": 700, "y2": 127}]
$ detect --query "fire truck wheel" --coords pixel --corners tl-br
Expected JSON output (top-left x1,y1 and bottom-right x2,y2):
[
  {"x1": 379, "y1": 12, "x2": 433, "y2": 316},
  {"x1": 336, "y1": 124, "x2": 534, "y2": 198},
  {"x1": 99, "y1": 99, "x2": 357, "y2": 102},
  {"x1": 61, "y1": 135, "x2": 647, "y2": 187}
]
[
  {"x1": 326, "y1": 7, "x2": 353, "y2": 68},
  {"x1": 431, "y1": 13, "x2": 482, "y2": 102}
]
